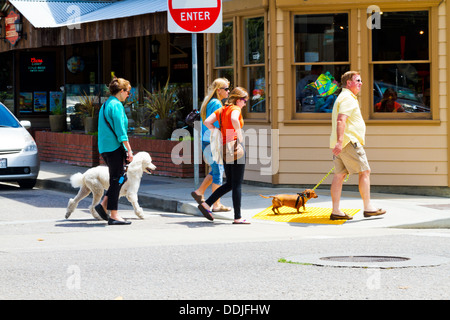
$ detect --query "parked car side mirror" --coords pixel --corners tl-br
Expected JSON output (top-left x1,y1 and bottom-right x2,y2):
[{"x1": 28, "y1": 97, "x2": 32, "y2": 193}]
[{"x1": 20, "y1": 120, "x2": 31, "y2": 129}]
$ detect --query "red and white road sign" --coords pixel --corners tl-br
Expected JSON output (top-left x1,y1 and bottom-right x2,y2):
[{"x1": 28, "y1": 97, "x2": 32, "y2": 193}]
[{"x1": 168, "y1": 0, "x2": 222, "y2": 33}]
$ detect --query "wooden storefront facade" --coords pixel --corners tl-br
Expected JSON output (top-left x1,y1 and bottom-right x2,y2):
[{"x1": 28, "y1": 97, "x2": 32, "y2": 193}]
[
  {"x1": 1, "y1": 0, "x2": 450, "y2": 194},
  {"x1": 0, "y1": 2, "x2": 202, "y2": 128},
  {"x1": 203, "y1": 0, "x2": 450, "y2": 195}
]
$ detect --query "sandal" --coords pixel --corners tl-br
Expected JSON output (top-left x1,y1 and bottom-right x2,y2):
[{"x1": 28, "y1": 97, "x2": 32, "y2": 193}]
[
  {"x1": 191, "y1": 191, "x2": 204, "y2": 205},
  {"x1": 212, "y1": 204, "x2": 232, "y2": 212},
  {"x1": 198, "y1": 203, "x2": 214, "y2": 221},
  {"x1": 233, "y1": 219, "x2": 251, "y2": 225}
]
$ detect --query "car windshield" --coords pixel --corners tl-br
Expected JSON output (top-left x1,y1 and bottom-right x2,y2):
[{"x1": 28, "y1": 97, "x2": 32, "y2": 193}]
[
  {"x1": 377, "y1": 82, "x2": 423, "y2": 103},
  {"x1": 0, "y1": 104, "x2": 21, "y2": 128}
]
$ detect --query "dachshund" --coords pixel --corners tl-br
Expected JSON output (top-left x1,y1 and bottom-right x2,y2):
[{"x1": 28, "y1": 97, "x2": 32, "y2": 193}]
[{"x1": 259, "y1": 189, "x2": 318, "y2": 214}]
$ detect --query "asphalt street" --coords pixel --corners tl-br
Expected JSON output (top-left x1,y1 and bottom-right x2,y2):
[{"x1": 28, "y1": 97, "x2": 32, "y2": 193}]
[{"x1": 0, "y1": 184, "x2": 449, "y2": 301}]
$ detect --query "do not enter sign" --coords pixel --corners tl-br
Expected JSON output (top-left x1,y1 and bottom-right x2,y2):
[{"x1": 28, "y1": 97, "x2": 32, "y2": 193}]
[{"x1": 168, "y1": 0, "x2": 222, "y2": 33}]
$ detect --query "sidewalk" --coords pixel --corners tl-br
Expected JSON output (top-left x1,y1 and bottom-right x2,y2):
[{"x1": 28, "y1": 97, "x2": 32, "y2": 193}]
[{"x1": 36, "y1": 161, "x2": 450, "y2": 229}]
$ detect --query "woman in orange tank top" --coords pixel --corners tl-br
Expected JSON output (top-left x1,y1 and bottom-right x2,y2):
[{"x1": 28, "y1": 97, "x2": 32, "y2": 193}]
[{"x1": 198, "y1": 87, "x2": 250, "y2": 224}]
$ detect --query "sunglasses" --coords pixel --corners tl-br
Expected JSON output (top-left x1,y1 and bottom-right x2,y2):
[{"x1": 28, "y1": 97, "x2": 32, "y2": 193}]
[{"x1": 220, "y1": 87, "x2": 230, "y2": 91}]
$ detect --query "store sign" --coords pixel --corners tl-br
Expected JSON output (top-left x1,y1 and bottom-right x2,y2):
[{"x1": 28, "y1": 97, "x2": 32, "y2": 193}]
[
  {"x1": 4, "y1": 10, "x2": 20, "y2": 46},
  {"x1": 168, "y1": 0, "x2": 222, "y2": 33},
  {"x1": 28, "y1": 57, "x2": 47, "y2": 73}
]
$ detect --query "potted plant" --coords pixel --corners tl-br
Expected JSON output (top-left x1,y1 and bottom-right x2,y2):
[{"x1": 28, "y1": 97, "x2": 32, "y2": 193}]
[
  {"x1": 79, "y1": 91, "x2": 101, "y2": 133},
  {"x1": 143, "y1": 80, "x2": 181, "y2": 139},
  {"x1": 69, "y1": 103, "x2": 84, "y2": 131},
  {"x1": 125, "y1": 89, "x2": 149, "y2": 135},
  {"x1": 49, "y1": 98, "x2": 66, "y2": 132}
]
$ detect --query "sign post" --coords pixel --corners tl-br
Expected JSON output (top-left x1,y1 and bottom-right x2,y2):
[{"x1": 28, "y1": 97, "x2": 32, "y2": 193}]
[{"x1": 168, "y1": 0, "x2": 222, "y2": 187}]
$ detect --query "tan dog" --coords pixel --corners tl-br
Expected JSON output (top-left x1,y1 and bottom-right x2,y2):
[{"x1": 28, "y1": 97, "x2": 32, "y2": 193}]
[{"x1": 259, "y1": 189, "x2": 318, "y2": 214}]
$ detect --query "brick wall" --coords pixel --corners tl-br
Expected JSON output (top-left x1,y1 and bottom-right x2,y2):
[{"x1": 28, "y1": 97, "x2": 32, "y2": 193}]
[
  {"x1": 35, "y1": 131, "x2": 204, "y2": 178},
  {"x1": 128, "y1": 137, "x2": 205, "y2": 178},
  {"x1": 35, "y1": 131, "x2": 99, "y2": 167}
]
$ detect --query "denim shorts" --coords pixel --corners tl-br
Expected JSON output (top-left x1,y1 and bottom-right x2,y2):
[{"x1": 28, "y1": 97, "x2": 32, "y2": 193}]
[{"x1": 202, "y1": 141, "x2": 224, "y2": 185}]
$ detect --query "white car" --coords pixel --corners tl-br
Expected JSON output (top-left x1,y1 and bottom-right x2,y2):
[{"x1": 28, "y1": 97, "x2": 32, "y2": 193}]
[{"x1": 0, "y1": 102, "x2": 40, "y2": 189}]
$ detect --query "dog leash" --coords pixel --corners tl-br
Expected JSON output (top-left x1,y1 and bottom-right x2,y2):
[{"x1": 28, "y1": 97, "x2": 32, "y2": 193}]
[
  {"x1": 312, "y1": 167, "x2": 349, "y2": 191},
  {"x1": 119, "y1": 164, "x2": 129, "y2": 186}
]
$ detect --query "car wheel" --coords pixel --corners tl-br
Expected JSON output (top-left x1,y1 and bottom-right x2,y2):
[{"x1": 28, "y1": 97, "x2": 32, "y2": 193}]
[{"x1": 18, "y1": 179, "x2": 37, "y2": 189}]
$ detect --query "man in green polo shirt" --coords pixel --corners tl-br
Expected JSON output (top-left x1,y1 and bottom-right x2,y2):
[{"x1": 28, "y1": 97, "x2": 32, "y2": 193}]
[{"x1": 329, "y1": 71, "x2": 386, "y2": 220}]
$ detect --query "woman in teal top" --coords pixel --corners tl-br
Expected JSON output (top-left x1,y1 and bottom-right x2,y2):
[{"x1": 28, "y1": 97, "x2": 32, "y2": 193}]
[{"x1": 95, "y1": 77, "x2": 134, "y2": 225}]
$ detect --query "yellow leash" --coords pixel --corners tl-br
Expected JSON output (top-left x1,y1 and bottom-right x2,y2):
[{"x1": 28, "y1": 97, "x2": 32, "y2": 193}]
[{"x1": 312, "y1": 167, "x2": 349, "y2": 191}]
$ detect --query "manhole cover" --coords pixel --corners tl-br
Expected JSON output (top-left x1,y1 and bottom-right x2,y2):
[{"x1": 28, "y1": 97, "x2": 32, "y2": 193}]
[
  {"x1": 320, "y1": 256, "x2": 410, "y2": 263},
  {"x1": 284, "y1": 254, "x2": 450, "y2": 268}
]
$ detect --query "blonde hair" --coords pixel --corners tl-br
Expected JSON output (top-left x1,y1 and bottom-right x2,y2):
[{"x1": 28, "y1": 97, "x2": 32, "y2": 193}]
[
  {"x1": 108, "y1": 77, "x2": 131, "y2": 95},
  {"x1": 227, "y1": 87, "x2": 248, "y2": 105},
  {"x1": 200, "y1": 78, "x2": 230, "y2": 121},
  {"x1": 341, "y1": 71, "x2": 360, "y2": 88}
]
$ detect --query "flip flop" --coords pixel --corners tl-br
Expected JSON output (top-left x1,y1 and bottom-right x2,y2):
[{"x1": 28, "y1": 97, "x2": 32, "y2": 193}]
[
  {"x1": 212, "y1": 204, "x2": 232, "y2": 212},
  {"x1": 191, "y1": 191, "x2": 204, "y2": 205},
  {"x1": 198, "y1": 204, "x2": 214, "y2": 221},
  {"x1": 233, "y1": 219, "x2": 251, "y2": 224}
]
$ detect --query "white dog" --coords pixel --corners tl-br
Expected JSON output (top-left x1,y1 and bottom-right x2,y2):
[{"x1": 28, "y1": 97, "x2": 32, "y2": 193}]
[{"x1": 65, "y1": 151, "x2": 156, "y2": 220}]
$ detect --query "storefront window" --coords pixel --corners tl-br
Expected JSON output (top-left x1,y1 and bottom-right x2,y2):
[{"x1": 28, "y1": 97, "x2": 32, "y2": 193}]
[
  {"x1": 371, "y1": 11, "x2": 430, "y2": 114},
  {"x1": 65, "y1": 42, "x2": 103, "y2": 116},
  {"x1": 19, "y1": 51, "x2": 58, "y2": 115},
  {"x1": 0, "y1": 52, "x2": 14, "y2": 113},
  {"x1": 213, "y1": 17, "x2": 267, "y2": 118},
  {"x1": 294, "y1": 13, "x2": 349, "y2": 113},
  {"x1": 214, "y1": 21, "x2": 234, "y2": 82},
  {"x1": 244, "y1": 16, "x2": 265, "y2": 113},
  {"x1": 295, "y1": 64, "x2": 349, "y2": 113}
]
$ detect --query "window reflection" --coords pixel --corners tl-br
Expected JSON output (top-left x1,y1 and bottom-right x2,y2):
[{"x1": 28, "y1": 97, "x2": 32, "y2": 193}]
[
  {"x1": 373, "y1": 64, "x2": 430, "y2": 113},
  {"x1": 371, "y1": 11, "x2": 430, "y2": 114},
  {"x1": 244, "y1": 17, "x2": 265, "y2": 65},
  {"x1": 294, "y1": 13, "x2": 349, "y2": 113},
  {"x1": 372, "y1": 11, "x2": 428, "y2": 61},
  {"x1": 296, "y1": 65, "x2": 349, "y2": 113},
  {"x1": 294, "y1": 14, "x2": 348, "y2": 63},
  {"x1": 216, "y1": 68, "x2": 234, "y2": 84},
  {"x1": 215, "y1": 21, "x2": 233, "y2": 67},
  {"x1": 247, "y1": 66, "x2": 265, "y2": 113},
  {"x1": 244, "y1": 16, "x2": 265, "y2": 114}
]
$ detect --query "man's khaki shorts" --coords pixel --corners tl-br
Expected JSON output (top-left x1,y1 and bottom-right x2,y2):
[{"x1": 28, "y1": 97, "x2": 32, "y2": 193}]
[{"x1": 333, "y1": 142, "x2": 370, "y2": 174}]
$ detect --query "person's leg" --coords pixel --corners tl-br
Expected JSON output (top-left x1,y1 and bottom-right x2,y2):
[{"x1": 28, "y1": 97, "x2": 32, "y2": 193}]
[
  {"x1": 359, "y1": 169, "x2": 372, "y2": 211},
  {"x1": 354, "y1": 146, "x2": 385, "y2": 216},
  {"x1": 230, "y1": 162, "x2": 245, "y2": 221},
  {"x1": 103, "y1": 148, "x2": 126, "y2": 221},
  {"x1": 193, "y1": 174, "x2": 212, "y2": 198},
  {"x1": 210, "y1": 162, "x2": 230, "y2": 210},
  {"x1": 192, "y1": 142, "x2": 213, "y2": 201},
  {"x1": 202, "y1": 164, "x2": 232, "y2": 210},
  {"x1": 330, "y1": 172, "x2": 347, "y2": 215},
  {"x1": 359, "y1": 169, "x2": 385, "y2": 217}
]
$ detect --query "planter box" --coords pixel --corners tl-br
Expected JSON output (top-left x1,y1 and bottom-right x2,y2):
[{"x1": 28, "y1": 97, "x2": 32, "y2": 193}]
[
  {"x1": 35, "y1": 131, "x2": 204, "y2": 178},
  {"x1": 35, "y1": 131, "x2": 99, "y2": 167},
  {"x1": 127, "y1": 137, "x2": 205, "y2": 179}
]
